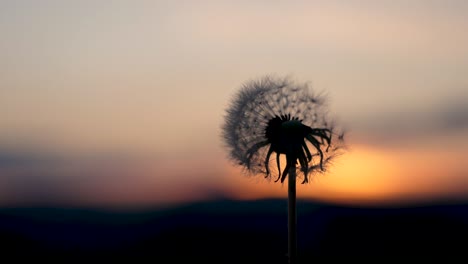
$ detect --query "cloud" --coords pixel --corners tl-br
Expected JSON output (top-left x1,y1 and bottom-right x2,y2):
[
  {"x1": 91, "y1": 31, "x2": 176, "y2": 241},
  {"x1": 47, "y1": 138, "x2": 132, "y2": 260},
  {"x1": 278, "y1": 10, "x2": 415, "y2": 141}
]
[
  {"x1": 0, "y1": 149, "x2": 228, "y2": 208},
  {"x1": 347, "y1": 95, "x2": 468, "y2": 145}
]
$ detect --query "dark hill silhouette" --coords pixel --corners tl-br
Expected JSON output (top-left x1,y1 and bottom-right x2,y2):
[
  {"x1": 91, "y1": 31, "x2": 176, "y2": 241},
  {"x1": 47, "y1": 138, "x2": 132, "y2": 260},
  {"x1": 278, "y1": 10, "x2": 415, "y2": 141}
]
[{"x1": 0, "y1": 199, "x2": 467, "y2": 263}]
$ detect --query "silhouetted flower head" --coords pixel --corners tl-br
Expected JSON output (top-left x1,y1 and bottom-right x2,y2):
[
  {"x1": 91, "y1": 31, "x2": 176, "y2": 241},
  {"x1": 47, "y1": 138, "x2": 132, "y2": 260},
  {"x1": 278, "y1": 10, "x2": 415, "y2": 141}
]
[{"x1": 222, "y1": 75, "x2": 346, "y2": 184}]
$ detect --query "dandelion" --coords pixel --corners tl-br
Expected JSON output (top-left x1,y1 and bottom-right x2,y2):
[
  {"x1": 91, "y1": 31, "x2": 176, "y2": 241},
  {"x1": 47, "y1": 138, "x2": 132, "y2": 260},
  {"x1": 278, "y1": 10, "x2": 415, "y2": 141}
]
[{"x1": 222, "y1": 75, "x2": 346, "y2": 263}]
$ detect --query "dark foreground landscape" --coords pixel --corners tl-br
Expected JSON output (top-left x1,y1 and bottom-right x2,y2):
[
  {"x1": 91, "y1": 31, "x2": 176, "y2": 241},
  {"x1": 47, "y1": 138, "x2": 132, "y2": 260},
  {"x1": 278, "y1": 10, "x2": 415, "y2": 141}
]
[{"x1": 1, "y1": 199, "x2": 467, "y2": 263}]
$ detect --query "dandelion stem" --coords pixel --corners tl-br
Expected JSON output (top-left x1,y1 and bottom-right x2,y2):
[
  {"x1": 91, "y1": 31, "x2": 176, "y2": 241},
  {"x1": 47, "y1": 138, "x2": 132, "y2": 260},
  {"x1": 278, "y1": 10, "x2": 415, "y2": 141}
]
[{"x1": 288, "y1": 164, "x2": 297, "y2": 264}]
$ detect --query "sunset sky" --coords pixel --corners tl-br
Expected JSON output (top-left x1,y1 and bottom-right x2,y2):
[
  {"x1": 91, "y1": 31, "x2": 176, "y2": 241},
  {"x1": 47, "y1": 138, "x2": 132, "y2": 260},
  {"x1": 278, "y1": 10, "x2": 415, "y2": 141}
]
[{"x1": 1, "y1": 0, "x2": 467, "y2": 208}]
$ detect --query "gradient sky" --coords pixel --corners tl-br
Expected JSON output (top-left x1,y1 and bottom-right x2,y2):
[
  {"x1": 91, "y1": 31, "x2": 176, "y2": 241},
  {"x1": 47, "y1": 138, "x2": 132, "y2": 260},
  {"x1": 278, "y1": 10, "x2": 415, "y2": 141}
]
[{"x1": 1, "y1": 0, "x2": 467, "y2": 208}]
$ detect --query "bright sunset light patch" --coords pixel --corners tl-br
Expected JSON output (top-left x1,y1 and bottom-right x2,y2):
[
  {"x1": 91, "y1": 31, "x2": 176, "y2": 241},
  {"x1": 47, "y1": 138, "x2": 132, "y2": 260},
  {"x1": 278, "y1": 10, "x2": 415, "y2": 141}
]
[{"x1": 224, "y1": 143, "x2": 466, "y2": 205}]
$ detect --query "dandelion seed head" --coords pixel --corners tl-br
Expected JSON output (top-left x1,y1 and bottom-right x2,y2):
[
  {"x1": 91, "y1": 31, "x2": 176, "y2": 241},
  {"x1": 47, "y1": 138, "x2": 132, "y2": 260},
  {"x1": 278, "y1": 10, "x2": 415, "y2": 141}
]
[{"x1": 222, "y1": 75, "x2": 346, "y2": 184}]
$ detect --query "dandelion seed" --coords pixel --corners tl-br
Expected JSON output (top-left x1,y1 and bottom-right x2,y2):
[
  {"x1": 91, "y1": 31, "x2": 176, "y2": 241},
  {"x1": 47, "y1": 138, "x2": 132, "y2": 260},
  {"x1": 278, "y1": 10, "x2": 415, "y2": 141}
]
[
  {"x1": 221, "y1": 75, "x2": 347, "y2": 264},
  {"x1": 222, "y1": 75, "x2": 345, "y2": 184}
]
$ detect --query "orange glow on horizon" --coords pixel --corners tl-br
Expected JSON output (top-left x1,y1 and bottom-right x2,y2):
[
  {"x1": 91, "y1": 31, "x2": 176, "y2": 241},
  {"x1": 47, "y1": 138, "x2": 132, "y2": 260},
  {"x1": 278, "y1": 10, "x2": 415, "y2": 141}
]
[{"x1": 221, "y1": 143, "x2": 467, "y2": 205}]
